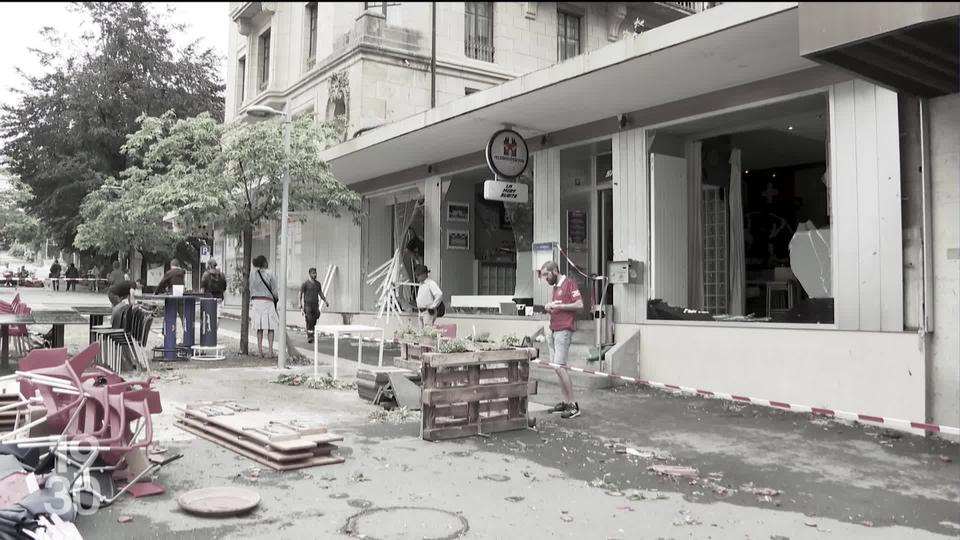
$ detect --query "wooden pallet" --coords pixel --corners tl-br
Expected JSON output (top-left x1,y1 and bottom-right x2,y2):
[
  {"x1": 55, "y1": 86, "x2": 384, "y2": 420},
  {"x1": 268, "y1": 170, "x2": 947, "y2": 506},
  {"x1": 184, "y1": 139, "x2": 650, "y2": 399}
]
[
  {"x1": 174, "y1": 401, "x2": 344, "y2": 470},
  {"x1": 396, "y1": 341, "x2": 435, "y2": 371},
  {"x1": 420, "y1": 348, "x2": 536, "y2": 441}
]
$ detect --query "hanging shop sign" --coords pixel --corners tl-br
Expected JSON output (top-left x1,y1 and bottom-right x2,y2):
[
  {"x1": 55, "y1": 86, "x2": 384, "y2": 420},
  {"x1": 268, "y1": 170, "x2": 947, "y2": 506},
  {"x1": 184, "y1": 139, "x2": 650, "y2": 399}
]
[
  {"x1": 486, "y1": 129, "x2": 529, "y2": 179},
  {"x1": 483, "y1": 179, "x2": 529, "y2": 204}
]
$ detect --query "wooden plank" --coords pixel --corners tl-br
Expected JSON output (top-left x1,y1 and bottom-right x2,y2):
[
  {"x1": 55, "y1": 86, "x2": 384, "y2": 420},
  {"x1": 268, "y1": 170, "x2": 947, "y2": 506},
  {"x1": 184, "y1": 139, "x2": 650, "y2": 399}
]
[
  {"x1": 420, "y1": 363, "x2": 436, "y2": 440},
  {"x1": 422, "y1": 417, "x2": 529, "y2": 441},
  {"x1": 466, "y1": 365, "x2": 480, "y2": 425},
  {"x1": 421, "y1": 349, "x2": 535, "y2": 367},
  {"x1": 422, "y1": 382, "x2": 528, "y2": 406},
  {"x1": 176, "y1": 421, "x2": 344, "y2": 471},
  {"x1": 175, "y1": 415, "x2": 323, "y2": 462},
  {"x1": 436, "y1": 367, "x2": 512, "y2": 386},
  {"x1": 433, "y1": 398, "x2": 512, "y2": 419},
  {"x1": 179, "y1": 408, "x2": 342, "y2": 452},
  {"x1": 395, "y1": 358, "x2": 422, "y2": 372},
  {"x1": 507, "y1": 361, "x2": 520, "y2": 419}
]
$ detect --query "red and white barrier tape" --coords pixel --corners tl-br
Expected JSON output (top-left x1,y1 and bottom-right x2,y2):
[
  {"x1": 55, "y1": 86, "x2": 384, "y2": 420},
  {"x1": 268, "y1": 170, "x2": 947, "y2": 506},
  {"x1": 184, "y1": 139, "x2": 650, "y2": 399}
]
[{"x1": 528, "y1": 358, "x2": 960, "y2": 437}]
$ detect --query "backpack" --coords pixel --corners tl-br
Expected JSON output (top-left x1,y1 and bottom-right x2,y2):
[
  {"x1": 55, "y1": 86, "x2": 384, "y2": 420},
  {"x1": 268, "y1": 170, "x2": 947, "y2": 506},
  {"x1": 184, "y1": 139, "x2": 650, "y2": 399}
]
[
  {"x1": 435, "y1": 300, "x2": 446, "y2": 318},
  {"x1": 208, "y1": 271, "x2": 227, "y2": 295}
]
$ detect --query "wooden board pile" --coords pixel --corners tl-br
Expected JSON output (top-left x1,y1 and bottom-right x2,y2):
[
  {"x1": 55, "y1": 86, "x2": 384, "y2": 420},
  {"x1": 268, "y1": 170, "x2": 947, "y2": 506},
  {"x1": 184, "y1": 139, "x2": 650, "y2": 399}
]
[
  {"x1": 175, "y1": 401, "x2": 344, "y2": 471},
  {"x1": 420, "y1": 348, "x2": 537, "y2": 441}
]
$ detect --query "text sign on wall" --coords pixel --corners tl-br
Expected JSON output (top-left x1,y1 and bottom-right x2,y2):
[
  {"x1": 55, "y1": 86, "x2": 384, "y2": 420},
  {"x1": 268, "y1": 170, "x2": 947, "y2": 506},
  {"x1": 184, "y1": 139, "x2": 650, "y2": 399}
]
[{"x1": 483, "y1": 180, "x2": 529, "y2": 204}]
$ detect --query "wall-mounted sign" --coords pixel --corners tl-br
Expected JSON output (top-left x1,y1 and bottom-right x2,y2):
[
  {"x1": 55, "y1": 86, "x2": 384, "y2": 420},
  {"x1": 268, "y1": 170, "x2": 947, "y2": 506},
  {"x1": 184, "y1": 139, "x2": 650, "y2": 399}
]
[
  {"x1": 486, "y1": 129, "x2": 529, "y2": 179},
  {"x1": 483, "y1": 179, "x2": 529, "y2": 204}
]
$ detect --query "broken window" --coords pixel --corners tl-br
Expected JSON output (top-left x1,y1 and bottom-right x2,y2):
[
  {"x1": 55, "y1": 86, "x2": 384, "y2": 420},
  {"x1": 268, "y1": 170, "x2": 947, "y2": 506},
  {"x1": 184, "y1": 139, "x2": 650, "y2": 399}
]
[{"x1": 647, "y1": 94, "x2": 833, "y2": 324}]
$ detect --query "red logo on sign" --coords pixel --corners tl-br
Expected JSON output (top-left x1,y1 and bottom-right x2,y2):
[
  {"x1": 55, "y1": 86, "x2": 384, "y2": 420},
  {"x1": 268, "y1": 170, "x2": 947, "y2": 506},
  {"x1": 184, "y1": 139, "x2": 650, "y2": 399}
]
[{"x1": 503, "y1": 137, "x2": 517, "y2": 158}]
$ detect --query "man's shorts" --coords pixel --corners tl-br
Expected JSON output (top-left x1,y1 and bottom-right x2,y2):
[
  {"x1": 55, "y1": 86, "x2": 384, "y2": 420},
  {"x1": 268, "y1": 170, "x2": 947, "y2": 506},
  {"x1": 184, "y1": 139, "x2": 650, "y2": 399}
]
[{"x1": 547, "y1": 328, "x2": 573, "y2": 366}]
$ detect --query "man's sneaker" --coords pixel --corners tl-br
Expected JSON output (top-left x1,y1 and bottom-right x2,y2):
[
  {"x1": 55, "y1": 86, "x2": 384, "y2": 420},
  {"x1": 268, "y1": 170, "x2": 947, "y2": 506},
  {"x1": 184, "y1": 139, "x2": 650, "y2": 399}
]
[
  {"x1": 560, "y1": 402, "x2": 581, "y2": 419},
  {"x1": 549, "y1": 402, "x2": 568, "y2": 413}
]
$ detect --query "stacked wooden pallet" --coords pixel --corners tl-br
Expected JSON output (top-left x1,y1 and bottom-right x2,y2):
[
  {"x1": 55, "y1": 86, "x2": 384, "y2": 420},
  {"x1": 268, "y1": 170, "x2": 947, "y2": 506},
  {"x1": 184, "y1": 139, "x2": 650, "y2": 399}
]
[
  {"x1": 174, "y1": 401, "x2": 344, "y2": 471},
  {"x1": 395, "y1": 340, "x2": 434, "y2": 371},
  {"x1": 420, "y1": 348, "x2": 537, "y2": 441}
]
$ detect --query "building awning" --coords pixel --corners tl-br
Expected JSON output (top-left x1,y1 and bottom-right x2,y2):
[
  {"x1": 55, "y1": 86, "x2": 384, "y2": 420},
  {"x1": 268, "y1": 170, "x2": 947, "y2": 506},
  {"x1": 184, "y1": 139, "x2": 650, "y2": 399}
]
[{"x1": 322, "y1": 2, "x2": 819, "y2": 186}]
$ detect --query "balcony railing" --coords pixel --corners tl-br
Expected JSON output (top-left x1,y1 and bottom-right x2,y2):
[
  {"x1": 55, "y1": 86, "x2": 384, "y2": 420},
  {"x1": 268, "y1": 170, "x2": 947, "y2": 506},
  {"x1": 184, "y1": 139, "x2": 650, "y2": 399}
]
[
  {"x1": 664, "y1": 2, "x2": 720, "y2": 13},
  {"x1": 465, "y1": 37, "x2": 494, "y2": 63}
]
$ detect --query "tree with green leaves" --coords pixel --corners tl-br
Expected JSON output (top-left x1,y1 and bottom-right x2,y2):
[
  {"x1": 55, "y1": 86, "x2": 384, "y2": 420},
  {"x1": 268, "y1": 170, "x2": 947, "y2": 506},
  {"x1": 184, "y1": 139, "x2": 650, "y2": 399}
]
[
  {"x1": 0, "y1": 174, "x2": 45, "y2": 253},
  {"x1": 118, "y1": 110, "x2": 360, "y2": 357},
  {"x1": 0, "y1": 2, "x2": 224, "y2": 251}
]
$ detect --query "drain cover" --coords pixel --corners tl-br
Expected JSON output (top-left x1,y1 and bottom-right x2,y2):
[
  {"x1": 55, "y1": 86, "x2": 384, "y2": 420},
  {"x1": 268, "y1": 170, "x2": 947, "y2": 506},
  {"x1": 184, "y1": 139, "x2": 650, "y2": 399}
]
[{"x1": 341, "y1": 506, "x2": 469, "y2": 540}]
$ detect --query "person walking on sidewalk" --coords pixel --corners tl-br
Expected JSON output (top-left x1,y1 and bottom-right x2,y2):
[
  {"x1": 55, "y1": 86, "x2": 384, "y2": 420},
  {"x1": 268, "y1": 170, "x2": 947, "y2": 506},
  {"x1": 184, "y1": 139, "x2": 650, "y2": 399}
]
[
  {"x1": 249, "y1": 255, "x2": 280, "y2": 358},
  {"x1": 414, "y1": 264, "x2": 443, "y2": 328},
  {"x1": 540, "y1": 260, "x2": 584, "y2": 419},
  {"x1": 106, "y1": 261, "x2": 126, "y2": 289},
  {"x1": 49, "y1": 259, "x2": 62, "y2": 291},
  {"x1": 200, "y1": 259, "x2": 227, "y2": 301},
  {"x1": 64, "y1": 263, "x2": 80, "y2": 292},
  {"x1": 299, "y1": 267, "x2": 329, "y2": 344},
  {"x1": 107, "y1": 278, "x2": 140, "y2": 307}
]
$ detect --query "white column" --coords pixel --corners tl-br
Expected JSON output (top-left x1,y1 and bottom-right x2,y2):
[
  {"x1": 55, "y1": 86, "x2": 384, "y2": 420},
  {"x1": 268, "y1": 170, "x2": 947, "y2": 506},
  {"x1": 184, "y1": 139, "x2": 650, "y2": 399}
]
[
  {"x1": 612, "y1": 128, "x2": 649, "y2": 324},
  {"x1": 532, "y1": 148, "x2": 561, "y2": 306}
]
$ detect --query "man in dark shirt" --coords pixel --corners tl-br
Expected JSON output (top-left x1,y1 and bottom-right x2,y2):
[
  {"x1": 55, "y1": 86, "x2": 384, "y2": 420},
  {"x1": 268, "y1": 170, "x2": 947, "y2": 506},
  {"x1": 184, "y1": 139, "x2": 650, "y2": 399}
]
[
  {"x1": 49, "y1": 259, "x2": 62, "y2": 291},
  {"x1": 64, "y1": 263, "x2": 80, "y2": 291},
  {"x1": 107, "y1": 279, "x2": 140, "y2": 306},
  {"x1": 199, "y1": 260, "x2": 227, "y2": 300},
  {"x1": 298, "y1": 267, "x2": 329, "y2": 344},
  {"x1": 107, "y1": 261, "x2": 126, "y2": 288},
  {"x1": 156, "y1": 259, "x2": 186, "y2": 294}
]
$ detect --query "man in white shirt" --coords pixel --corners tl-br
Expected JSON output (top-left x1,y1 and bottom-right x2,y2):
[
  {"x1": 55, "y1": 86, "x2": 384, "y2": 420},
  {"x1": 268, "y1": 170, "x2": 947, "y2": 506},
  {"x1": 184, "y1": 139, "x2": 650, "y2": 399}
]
[{"x1": 414, "y1": 264, "x2": 443, "y2": 328}]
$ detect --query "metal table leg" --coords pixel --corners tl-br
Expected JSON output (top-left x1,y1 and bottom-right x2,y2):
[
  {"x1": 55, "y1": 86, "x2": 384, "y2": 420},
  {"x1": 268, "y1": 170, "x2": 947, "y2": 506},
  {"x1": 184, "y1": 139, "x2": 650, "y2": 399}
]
[
  {"x1": 1, "y1": 325, "x2": 8, "y2": 371},
  {"x1": 163, "y1": 299, "x2": 177, "y2": 360}
]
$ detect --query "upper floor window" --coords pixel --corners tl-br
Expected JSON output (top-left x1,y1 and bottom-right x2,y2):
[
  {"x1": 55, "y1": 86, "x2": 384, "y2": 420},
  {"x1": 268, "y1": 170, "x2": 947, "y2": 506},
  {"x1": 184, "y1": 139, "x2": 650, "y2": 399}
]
[
  {"x1": 465, "y1": 2, "x2": 494, "y2": 62},
  {"x1": 364, "y1": 2, "x2": 397, "y2": 17},
  {"x1": 557, "y1": 11, "x2": 581, "y2": 61},
  {"x1": 237, "y1": 56, "x2": 246, "y2": 104},
  {"x1": 258, "y1": 29, "x2": 271, "y2": 90},
  {"x1": 306, "y1": 3, "x2": 318, "y2": 68}
]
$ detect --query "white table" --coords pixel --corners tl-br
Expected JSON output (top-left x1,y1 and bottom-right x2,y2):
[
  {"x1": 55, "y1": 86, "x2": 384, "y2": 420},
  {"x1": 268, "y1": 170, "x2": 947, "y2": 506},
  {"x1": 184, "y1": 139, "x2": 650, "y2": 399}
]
[{"x1": 314, "y1": 324, "x2": 386, "y2": 380}]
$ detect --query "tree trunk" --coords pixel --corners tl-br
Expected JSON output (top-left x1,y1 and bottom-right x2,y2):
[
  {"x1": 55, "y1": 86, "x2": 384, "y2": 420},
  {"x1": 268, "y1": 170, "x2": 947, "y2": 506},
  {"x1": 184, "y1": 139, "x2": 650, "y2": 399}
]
[
  {"x1": 284, "y1": 331, "x2": 306, "y2": 363},
  {"x1": 240, "y1": 224, "x2": 253, "y2": 355},
  {"x1": 139, "y1": 251, "x2": 148, "y2": 284}
]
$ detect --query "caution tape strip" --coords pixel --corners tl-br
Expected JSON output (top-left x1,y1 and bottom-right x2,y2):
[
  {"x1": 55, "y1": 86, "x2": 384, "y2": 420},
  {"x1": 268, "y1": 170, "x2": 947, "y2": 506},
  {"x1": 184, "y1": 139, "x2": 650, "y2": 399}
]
[{"x1": 527, "y1": 358, "x2": 960, "y2": 437}]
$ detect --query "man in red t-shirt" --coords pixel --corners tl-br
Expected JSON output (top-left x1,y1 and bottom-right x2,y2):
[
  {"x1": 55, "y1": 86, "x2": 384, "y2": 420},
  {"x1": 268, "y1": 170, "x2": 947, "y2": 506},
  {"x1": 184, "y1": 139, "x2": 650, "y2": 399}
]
[{"x1": 540, "y1": 260, "x2": 583, "y2": 419}]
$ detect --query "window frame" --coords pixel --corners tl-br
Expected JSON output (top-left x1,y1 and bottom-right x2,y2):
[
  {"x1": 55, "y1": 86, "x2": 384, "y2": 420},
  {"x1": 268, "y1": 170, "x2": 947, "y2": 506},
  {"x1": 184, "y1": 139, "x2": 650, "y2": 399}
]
[
  {"x1": 237, "y1": 56, "x2": 246, "y2": 105},
  {"x1": 305, "y1": 2, "x2": 318, "y2": 68},
  {"x1": 464, "y1": 2, "x2": 494, "y2": 63},
  {"x1": 557, "y1": 10, "x2": 582, "y2": 62},
  {"x1": 643, "y1": 90, "x2": 835, "y2": 327},
  {"x1": 258, "y1": 29, "x2": 271, "y2": 91}
]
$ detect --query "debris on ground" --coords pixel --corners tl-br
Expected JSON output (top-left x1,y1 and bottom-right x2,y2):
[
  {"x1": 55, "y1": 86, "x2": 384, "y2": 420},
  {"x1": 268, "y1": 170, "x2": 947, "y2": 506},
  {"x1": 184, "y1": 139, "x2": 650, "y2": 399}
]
[
  {"x1": 367, "y1": 406, "x2": 420, "y2": 424},
  {"x1": 504, "y1": 496, "x2": 525, "y2": 503},
  {"x1": 238, "y1": 467, "x2": 262, "y2": 483},
  {"x1": 804, "y1": 520, "x2": 818, "y2": 528},
  {"x1": 648, "y1": 464, "x2": 699, "y2": 478},
  {"x1": 939, "y1": 455, "x2": 952, "y2": 463},
  {"x1": 350, "y1": 472, "x2": 371, "y2": 483},
  {"x1": 117, "y1": 516, "x2": 133, "y2": 524},
  {"x1": 273, "y1": 374, "x2": 357, "y2": 390}
]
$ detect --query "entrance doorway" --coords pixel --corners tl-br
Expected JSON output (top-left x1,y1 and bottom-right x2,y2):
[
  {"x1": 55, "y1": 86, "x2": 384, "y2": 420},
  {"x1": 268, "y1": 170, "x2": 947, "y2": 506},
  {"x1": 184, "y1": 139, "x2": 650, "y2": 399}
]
[{"x1": 559, "y1": 139, "x2": 613, "y2": 319}]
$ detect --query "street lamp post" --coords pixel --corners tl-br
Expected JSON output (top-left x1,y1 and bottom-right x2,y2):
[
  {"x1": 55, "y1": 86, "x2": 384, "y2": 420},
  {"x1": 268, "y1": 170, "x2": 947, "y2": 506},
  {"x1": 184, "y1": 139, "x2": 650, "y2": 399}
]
[{"x1": 245, "y1": 105, "x2": 292, "y2": 369}]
